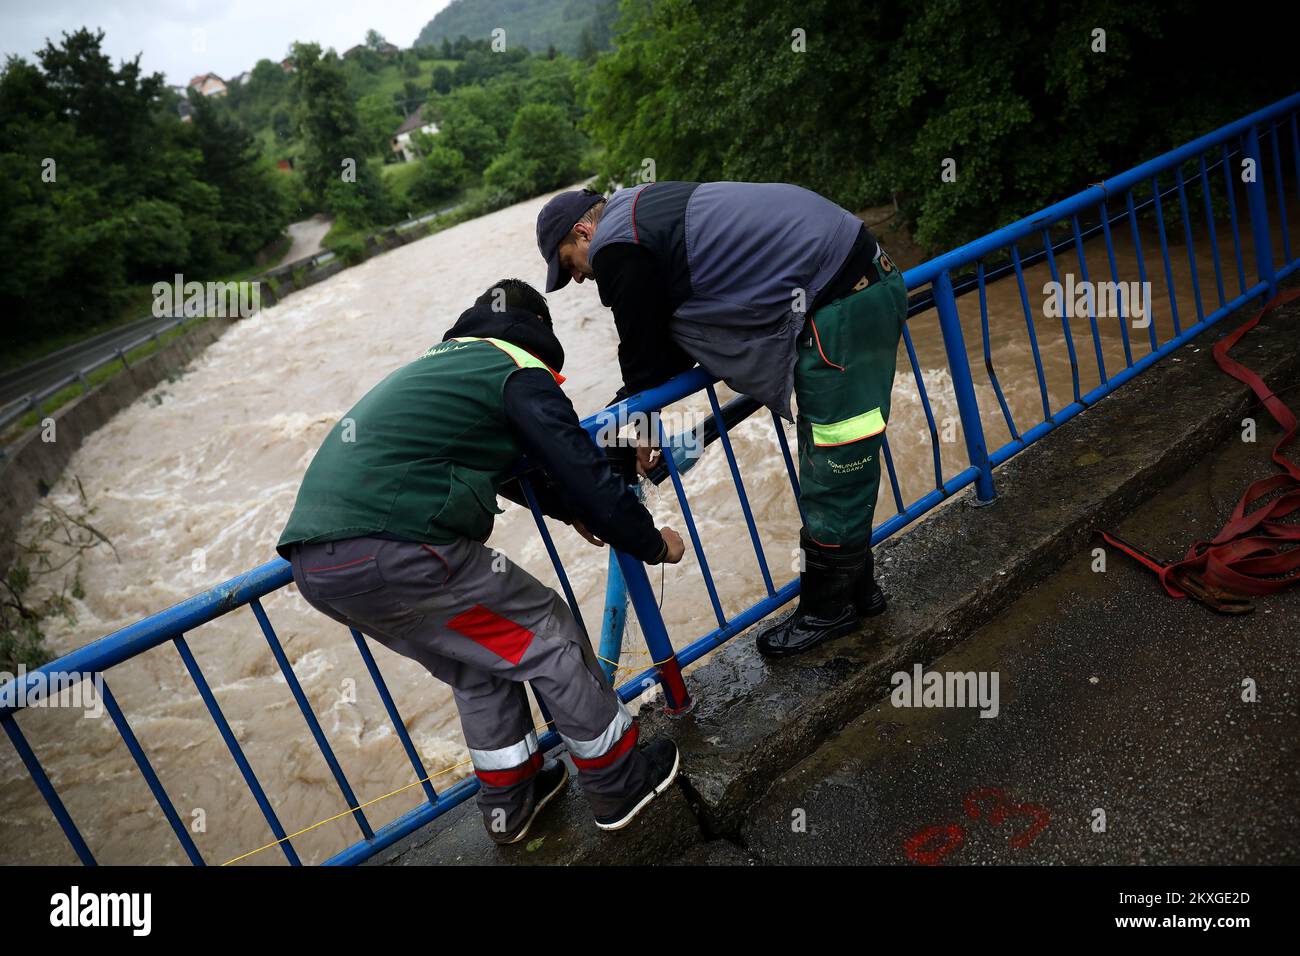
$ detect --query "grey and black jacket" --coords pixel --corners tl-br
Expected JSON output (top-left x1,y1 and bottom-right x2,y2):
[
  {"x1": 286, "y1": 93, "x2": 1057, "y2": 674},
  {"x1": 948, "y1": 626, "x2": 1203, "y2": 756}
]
[{"x1": 589, "y1": 180, "x2": 869, "y2": 420}]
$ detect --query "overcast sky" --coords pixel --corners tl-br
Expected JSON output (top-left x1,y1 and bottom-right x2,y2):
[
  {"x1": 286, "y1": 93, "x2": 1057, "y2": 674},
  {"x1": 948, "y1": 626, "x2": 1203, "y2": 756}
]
[{"x1": 0, "y1": 0, "x2": 452, "y2": 85}]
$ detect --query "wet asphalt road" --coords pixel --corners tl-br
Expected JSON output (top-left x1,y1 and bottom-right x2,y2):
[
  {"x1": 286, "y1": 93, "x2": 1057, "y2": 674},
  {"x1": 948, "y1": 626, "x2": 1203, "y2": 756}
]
[
  {"x1": 0, "y1": 313, "x2": 181, "y2": 410},
  {"x1": 733, "y1": 427, "x2": 1300, "y2": 865}
]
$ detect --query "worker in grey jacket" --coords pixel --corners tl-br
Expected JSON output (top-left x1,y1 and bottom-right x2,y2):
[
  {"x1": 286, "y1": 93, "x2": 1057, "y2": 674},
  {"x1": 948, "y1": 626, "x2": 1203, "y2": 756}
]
[{"x1": 535, "y1": 182, "x2": 908, "y2": 657}]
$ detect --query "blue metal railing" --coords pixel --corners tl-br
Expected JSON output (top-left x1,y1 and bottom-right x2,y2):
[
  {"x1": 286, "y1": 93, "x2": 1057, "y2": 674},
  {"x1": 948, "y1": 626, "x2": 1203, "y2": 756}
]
[{"x1": 3, "y1": 90, "x2": 1297, "y2": 866}]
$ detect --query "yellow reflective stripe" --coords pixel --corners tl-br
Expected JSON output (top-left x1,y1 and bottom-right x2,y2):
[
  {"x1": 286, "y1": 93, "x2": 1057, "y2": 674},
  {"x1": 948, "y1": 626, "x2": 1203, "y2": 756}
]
[
  {"x1": 811, "y1": 407, "x2": 886, "y2": 446},
  {"x1": 481, "y1": 337, "x2": 549, "y2": 371},
  {"x1": 449, "y1": 336, "x2": 562, "y2": 382}
]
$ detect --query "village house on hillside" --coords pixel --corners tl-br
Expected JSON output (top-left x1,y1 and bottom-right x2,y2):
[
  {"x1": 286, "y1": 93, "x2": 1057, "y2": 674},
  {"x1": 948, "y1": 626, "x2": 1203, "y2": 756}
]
[
  {"x1": 391, "y1": 106, "x2": 440, "y2": 162},
  {"x1": 187, "y1": 72, "x2": 227, "y2": 97},
  {"x1": 345, "y1": 40, "x2": 401, "y2": 59}
]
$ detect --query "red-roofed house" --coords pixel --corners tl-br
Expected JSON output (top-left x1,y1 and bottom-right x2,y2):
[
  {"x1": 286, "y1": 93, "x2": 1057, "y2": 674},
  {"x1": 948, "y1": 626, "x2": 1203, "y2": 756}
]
[{"x1": 188, "y1": 73, "x2": 227, "y2": 97}]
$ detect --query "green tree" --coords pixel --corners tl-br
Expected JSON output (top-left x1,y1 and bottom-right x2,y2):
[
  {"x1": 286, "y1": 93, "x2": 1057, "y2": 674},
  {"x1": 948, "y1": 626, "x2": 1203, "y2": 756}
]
[
  {"x1": 33, "y1": 27, "x2": 164, "y2": 166},
  {"x1": 508, "y1": 102, "x2": 582, "y2": 188},
  {"x1": 584, "y1": 0, "x2": 1299, "y2": 252},
  {"x1": 401, "y1": 79, "x2": 422, "y2": 111},
  {"x1": 483, "y1": 102, "x2": 583, "y2": 200},
  {"x1": 292, "y1": 42, "x2": 390, "y2": 225},
  {"x1": 232, "y1": 58, "x2": 294, "y2": 131},
  {"x1": 271, "y1": 106, "x2": 294, "y2": 142},
  {"x1": 0, "y1": 29, "x2": 292, "y2": 347},
  {"x1": 411, "y1": 145, "x2": 467, "y2": 205},
  {"x1": 357, "y1": 92, "x2": 399, "y2": 156},
  {"x1": 432, "y1": 88, "x2": 511, "y2": 172},
  {"x1": 350, "y1": 46, "x2": 384, "y2": 74},
  {"x1": 186, "y1": 93, "x2": 289, "y2": 260},
  {"x1": 431, "y1": 64, "x2": 454, "y2": 95}
]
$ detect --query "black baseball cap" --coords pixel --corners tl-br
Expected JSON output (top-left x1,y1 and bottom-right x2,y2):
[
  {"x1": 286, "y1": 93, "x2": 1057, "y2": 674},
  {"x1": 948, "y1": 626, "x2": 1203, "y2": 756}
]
[{"x1": 537, "y1": 188, "x2": 605, "y2": 292}]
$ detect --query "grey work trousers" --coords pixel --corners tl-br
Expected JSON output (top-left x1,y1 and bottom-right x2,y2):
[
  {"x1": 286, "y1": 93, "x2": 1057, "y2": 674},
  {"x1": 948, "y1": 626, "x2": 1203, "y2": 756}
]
[{"x1": 288, "y1": 534, "x2": 650, "y2": 832}]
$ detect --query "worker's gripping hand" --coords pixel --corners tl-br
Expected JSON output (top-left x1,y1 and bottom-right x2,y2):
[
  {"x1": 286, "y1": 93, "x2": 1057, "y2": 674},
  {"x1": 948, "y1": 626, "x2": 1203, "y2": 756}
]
[
  {"x1": 659, "y1": 527, "x2": 685, "y2": 564},
  {"x1": 570, "y1": 521, "x2": 605, "y2": 547},
  {"x1": 636, "y1": 444, "x2": 663, "y2": 476}
]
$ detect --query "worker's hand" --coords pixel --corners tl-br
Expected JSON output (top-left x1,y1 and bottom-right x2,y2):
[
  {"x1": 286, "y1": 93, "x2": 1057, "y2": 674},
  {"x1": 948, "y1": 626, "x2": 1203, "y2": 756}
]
[
  {"x1": 659, "y1": 527, "x2": 685, "y2": 564},
  {"x1": 636, "y1": 444, "x2": 663, "y2": 476},
  {"x1": 571, "y1": 521, "x2": 606, "y2": 548}
]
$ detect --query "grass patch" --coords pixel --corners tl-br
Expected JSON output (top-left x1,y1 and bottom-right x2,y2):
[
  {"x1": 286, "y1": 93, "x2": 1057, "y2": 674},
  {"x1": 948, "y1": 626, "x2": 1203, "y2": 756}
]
[
  {"x1": 323, "y1": 179, "x2": 476, "y2": 257},
  {"x1": 254, "y1": 233, "x2": 294, "y2": 273},
  {"x1": 382, "y1": 160, "x2": 426, "y2": 212},
  {"x1": 322, "y1": 217, "x2": 366, "y2": 250},
  {"x1": 351, "y1": 59, "x2": 458, "y2": 105}
]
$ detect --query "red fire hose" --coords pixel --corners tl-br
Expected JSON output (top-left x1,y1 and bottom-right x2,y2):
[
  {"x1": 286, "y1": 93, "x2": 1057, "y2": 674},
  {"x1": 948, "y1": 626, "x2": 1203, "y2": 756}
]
[{"x1": 1101, "y1": 286, "x2": 1300, "y2": 614}]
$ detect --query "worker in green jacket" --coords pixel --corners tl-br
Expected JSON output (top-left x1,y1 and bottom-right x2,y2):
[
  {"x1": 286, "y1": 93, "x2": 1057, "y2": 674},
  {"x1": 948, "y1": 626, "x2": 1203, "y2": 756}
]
[{"x1": 277, "y1": 279, "x2": 683, "y2": 846}]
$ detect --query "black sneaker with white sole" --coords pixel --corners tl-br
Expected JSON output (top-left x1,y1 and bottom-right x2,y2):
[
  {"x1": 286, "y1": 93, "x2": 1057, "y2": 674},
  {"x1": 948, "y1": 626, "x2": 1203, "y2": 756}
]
[
  {"x1": 490, "y1": 759, "x2": 569, "y2": 846},
  {"x1": 594, "y1": 739, "x2": 680, "y2": 831}
]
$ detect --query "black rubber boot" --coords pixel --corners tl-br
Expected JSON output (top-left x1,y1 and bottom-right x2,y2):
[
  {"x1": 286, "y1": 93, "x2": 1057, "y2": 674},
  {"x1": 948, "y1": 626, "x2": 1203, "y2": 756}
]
[
  {"x1": 756, "y1": 531, "x2": 864, "y2": 658},
  {"x1": 855, "y1": 544, "x2": 887, "y2": 618}
]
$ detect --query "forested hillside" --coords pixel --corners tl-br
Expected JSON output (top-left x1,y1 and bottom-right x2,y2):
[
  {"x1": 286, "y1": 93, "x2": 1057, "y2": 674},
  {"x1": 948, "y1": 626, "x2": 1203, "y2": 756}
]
[{"x1": 415, "y1": 0, "x2": 619, "y2": 58}]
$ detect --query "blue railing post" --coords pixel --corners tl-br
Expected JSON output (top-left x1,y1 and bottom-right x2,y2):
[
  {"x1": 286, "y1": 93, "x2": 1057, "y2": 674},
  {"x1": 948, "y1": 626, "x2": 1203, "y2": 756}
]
[
  {"x1": 598, "y1": 548, "x2": 628, "y2": 683},
  {"x1": 1, "y1": 713, "x2": 97, "y2": 865},
  {"x1": 1243, "y1": 125, "x2": 1278, "y2": 297},
  {"x1": 613, "y1": 551, "x2": 692, "y2": 714},
  {"x1": 932, "y1": 271, "x2": 996, "y2": 503}
]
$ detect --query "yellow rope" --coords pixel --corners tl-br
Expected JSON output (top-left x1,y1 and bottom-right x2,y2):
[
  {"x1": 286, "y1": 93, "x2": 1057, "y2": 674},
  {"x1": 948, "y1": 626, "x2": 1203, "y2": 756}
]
[
  {"x1": 598, "y1": 650, "x2": 680, "y2": 670},
  {"x1": 218, "y1": 651, "x2": 674, "y2": 865},
  {"x1": 220, "y1": 755, "x2": 474, "y2": 865}
]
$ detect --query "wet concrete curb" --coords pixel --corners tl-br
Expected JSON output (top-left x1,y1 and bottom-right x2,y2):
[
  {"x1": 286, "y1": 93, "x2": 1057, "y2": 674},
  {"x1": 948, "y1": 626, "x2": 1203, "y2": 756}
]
[{"x1": 367, "y1": 754, "x2": 703, "y2": 865}]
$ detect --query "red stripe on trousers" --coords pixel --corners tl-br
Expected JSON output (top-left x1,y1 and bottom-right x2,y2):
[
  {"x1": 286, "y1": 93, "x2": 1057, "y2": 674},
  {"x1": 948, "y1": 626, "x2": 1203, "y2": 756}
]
[
  {"x1": 570, "y1": 720, "x2": 639, "y2": 772},
  {"x1": 475, "y1": 751, "x2": 543, "y2": 788},
  {"x1": 447, "y1": 605, "x2": 535, "y2": 664}
]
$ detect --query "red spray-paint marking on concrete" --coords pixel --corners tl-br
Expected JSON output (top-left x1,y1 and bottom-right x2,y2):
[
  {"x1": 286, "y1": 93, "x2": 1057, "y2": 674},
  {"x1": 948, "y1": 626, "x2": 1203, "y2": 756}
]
[
  {"x1": 902, "y1": 823, "x2": 965, "y2": 866},
  {"x1": 964, "y1": 786, "x2": 1051, "y2": 850}
]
